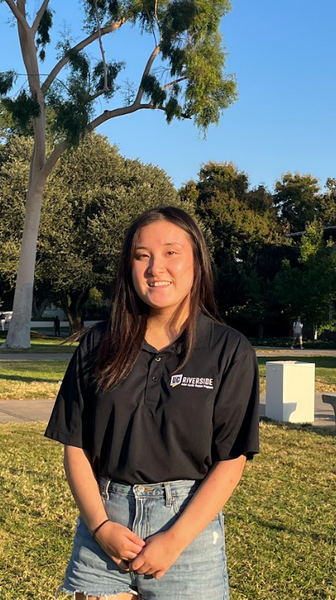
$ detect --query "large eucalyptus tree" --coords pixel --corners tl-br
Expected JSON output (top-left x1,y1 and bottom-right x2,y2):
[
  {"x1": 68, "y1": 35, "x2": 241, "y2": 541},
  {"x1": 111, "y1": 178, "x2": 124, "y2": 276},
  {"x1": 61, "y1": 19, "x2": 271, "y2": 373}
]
[{"x1": 0, "y1": 0, "x2": 236, "y2": 347}]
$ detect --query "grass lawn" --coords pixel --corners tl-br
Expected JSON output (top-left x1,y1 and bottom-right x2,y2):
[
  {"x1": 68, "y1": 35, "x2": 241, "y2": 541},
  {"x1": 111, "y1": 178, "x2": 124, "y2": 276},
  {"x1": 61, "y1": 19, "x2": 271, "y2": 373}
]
[
  {"x1": 0, "y1": 332, "x2": 76, "y2": 354},
  {"x1": 0, "y1": 421, "x2": 335, "y2": 599},
  {"x1": 0, "y1": 360, "x2": 70, "y2": 399},
  {"x1": 0, "y1": 355, "x2": 335, "y2": 400}
]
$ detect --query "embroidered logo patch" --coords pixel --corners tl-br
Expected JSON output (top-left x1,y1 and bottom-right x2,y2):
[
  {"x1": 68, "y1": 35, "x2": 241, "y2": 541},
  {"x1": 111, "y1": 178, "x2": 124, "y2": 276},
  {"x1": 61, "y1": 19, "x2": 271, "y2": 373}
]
[
  {"x1": 170, "y1": 374, "x2": 214, "y2": 389},
  {"x1": 170, "y1": 374, "x2": 183, "y2": 387}
]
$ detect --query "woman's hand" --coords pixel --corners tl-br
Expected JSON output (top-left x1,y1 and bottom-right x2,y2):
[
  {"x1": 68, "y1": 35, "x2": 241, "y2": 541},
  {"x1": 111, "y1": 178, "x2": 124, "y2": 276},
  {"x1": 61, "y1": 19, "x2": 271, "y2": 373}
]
[
  {"x1": 95, "y1": 521, "x2": 145, "y2": 570},
  {"x1": 129, "y1": 531, "x2": 183, "y2": 579}
]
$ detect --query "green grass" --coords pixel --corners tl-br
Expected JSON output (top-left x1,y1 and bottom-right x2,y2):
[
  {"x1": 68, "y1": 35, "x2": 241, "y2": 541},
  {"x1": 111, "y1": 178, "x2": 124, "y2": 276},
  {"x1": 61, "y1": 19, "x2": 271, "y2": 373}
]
[
  {"x1": 0, "y1": 422, "x2": 335, "y2": 599},
  {"x1": 258, "y1": 356, "x2": 336, "y2": 394},
  {"x1": 0, "y1": 332, "x2": 76, "y2": 353},
  {"x1": 0, "y1": 360, "x2": 70, "y2": 399}
]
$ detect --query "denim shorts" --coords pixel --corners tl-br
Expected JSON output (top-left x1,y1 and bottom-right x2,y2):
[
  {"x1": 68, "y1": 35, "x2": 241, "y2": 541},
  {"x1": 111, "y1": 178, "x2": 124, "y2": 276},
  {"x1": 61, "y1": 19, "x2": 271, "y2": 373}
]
[{"x1": 57, "y1": 478, "x2": 230, "y2": 599}]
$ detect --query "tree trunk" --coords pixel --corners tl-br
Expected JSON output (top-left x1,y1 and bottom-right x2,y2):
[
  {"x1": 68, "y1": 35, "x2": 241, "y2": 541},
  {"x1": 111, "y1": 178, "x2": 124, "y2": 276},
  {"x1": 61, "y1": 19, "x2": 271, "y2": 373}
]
[
  {"x1": 61, "y1": 290, "x2": 90, "y2": 334},
  {"x1": 32, "y1": 297, "x2": 51, "y2": 318},
  {"x1": 2, "y1": 182, "x2": 44, "y2": 348},
  {"x1": 258, "y1": 323, "x2": 264, "y2": 339},
  {"x1": 67, "y1": 313, "x2": 83, "y2": 334}
]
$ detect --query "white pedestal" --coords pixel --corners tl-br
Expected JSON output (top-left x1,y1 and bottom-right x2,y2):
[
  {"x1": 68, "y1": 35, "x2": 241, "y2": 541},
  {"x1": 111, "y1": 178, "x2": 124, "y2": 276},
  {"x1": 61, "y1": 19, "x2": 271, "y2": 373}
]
[{"x1": 265, "y1": 361, "x2": 315, "y2": 423}]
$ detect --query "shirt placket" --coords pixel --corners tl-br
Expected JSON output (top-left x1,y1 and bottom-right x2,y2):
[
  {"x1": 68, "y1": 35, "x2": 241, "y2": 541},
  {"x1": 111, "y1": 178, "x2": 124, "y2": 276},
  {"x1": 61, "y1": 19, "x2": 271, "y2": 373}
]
[{"x1": 144, "y1": 353, "x2": 164, "y2": 405}]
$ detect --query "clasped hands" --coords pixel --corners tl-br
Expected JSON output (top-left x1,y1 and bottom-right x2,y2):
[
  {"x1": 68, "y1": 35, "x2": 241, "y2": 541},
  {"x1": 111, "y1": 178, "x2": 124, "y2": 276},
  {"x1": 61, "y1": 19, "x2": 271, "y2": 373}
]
[{"x1": 95, "y1": 521, "x2": 183, "y2": 580}]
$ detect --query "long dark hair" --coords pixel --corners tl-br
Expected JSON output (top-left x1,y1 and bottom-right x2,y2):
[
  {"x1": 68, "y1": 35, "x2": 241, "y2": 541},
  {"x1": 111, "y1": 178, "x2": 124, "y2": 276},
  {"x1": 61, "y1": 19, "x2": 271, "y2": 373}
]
[{"x1": 95, "y1": 206, "x2": 220, "y2": 391}]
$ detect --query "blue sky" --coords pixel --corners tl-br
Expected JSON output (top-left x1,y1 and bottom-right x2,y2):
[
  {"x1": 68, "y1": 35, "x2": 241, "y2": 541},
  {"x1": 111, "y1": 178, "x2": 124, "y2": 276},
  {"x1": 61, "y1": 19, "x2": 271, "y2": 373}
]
[{"x1": 1, "y1": 0, "x2": 336, "y2": 192}]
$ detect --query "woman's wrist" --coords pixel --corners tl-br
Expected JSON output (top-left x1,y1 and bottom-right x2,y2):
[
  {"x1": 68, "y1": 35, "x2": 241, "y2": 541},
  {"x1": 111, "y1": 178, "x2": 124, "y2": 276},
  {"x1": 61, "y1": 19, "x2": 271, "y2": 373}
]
[{"x1": 92, "y1": 518, "x2": 110, "y2": 538}]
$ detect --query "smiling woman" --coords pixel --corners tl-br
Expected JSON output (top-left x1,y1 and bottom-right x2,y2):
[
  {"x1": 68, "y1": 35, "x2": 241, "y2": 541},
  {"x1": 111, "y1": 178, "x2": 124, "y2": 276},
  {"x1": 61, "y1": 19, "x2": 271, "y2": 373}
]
[{"x1": 45, "y1": 206, "x2": 260, "y2": 600}]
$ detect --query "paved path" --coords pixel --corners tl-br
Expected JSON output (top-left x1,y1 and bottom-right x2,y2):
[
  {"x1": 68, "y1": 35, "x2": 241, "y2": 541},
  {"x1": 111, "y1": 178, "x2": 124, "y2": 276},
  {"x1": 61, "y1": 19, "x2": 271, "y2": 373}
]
[
  {"x1": 0, "y1": 352, "x2": 72, "y2": 361},
  {"x1": 0, "y1": 394, "x2": 333, "y2": 427}
]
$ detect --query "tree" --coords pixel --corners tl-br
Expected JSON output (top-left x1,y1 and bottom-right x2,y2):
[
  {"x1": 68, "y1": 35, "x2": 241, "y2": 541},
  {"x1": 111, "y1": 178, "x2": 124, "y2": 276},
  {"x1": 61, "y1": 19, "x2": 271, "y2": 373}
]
[
  {"x1": 0, "y1": 0, "x2": 237, "y2": 348},
  {"x1": 275, "y1": 221, "x2": 336, "y2": 336},
  {"x1": 273, "y1": 172, "x2": 321, "y2": 232},
  {"x1": 319, "y1": 178, "x2": 336, "y2": 226},
  {"x1": 181, "y1": 162, "x2": 280, "y2": 319}
]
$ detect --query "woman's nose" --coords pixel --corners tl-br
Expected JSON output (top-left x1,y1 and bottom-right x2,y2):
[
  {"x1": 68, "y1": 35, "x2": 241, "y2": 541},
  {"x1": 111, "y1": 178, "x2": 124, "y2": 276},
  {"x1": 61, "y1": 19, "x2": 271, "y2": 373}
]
[{"x1": 147, "y1": 255, "x2": 165, "y2": 275}]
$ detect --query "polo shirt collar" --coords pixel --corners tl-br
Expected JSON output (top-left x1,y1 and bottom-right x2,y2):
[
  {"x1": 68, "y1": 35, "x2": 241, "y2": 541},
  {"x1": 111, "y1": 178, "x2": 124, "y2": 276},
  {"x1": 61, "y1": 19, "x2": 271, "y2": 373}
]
[{"x1": 141, "y1": 310, "x2": 214, "y2": 355}]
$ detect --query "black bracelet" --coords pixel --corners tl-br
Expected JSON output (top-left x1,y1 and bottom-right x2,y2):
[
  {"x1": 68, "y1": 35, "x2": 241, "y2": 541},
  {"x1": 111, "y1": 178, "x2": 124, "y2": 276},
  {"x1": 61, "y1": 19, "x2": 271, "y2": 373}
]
[{"x1": 92, "y1": 518, "x2": 110, "y2": 538}]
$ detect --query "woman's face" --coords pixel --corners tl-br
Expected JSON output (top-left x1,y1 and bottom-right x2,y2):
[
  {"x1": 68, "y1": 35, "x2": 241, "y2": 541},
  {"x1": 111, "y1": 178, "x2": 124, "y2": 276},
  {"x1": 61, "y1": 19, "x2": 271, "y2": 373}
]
[{"x1": 131, "y1": 220, "x2": 194, "y2": 317}]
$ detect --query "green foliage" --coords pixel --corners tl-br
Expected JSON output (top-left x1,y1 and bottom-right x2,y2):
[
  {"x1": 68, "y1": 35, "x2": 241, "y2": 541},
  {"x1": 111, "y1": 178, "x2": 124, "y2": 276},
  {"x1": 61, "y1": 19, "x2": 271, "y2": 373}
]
[
  {"x1": 184, "y1": 31, "x2": 237, "y2": 130},
  {"x1": 142, "y1": 74, "x2": 167, "y2": 106},
  {"x1": 183, "y1": 161, "x2": 284, "y2": 321},
  {"x1": 160, "y1": 0, "x2": 236, "y2": 130},
  {"x1": 273, "y1": 172, "x2": 321, "y2": 232},
  {"x1": 67, "y1": 48, "x2": 90, "y2": 79},
  {"x1": 0, "y1": 71, "x2": 17, "y2": 95},
  {"x1": 47, "y1": 81, "x2": 92, "y2": 145},
  {"x1": 0, "y1": 137, "x2": 33, "y2": 292},
  {"x1": 36, "y1": 8, "x2": 53, "y2": 61},
  {"x1": 92, "y1": 60, "x2": 124, "y2": 98},
  {"x1": 165, "y1": 97, "x2": 182, "y2": 122},
  {"x1": 2, "y1": 91, "x2": 40, "y2": 135},
  {"x1": 319, "y1": 178, "x2": 336, "y2": 226},
  {"x1": 275, "y1": 221, "x2": 336, "y2": 329}
]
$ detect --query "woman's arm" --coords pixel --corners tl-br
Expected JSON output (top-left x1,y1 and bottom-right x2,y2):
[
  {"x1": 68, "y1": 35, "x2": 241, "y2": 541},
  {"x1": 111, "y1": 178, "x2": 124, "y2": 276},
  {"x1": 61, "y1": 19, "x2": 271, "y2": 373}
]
[
  {"x1": 64, "y1": 445, "x2": 145, "y2": 568},
  {"x1": 130, "y1": 455, "x2": 246, "y2": 579}
]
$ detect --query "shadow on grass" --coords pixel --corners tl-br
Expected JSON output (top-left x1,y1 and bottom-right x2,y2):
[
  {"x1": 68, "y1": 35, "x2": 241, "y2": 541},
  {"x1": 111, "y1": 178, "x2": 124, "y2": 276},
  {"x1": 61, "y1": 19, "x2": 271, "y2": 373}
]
[
  {"x1": 0, "y1": 374, "x2": 59, "y2": 384},
  {"x1": 260, "y1": 417, "x2": 336, "y2": 438},
  {"x1": 230, "y1": 511, "x2": 335, "y2": 544}
]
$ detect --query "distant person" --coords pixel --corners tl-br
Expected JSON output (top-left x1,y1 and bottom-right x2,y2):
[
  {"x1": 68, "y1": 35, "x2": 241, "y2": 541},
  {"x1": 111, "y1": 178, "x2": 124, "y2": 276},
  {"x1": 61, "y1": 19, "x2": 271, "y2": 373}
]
[
  {"x1": 54, "y1": 315, "x2": 61, "y2": 337},
  {"x1": 0, "y1": 313, "x2": 5, "y2": 332},
  {"x1": 291, "y1": 317, "x2": 303, "y2": 349}
]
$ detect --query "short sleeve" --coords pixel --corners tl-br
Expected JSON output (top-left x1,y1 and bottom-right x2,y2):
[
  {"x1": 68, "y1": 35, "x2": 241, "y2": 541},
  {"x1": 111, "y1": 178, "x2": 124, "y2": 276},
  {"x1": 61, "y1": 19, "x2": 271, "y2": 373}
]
[
  {"x1": 44, "y1": 336, "x2": 96, "y2": 450},
  {"x1": 212, "y1": 349, "x2": 259, "y2": 461}
]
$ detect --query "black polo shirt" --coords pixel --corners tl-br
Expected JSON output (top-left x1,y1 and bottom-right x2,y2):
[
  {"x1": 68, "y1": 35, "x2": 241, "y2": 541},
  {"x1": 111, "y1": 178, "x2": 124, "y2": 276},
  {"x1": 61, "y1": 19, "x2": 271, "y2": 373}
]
[{"x1": 45, "y1": 313, "x2": 259, "y2": 485}]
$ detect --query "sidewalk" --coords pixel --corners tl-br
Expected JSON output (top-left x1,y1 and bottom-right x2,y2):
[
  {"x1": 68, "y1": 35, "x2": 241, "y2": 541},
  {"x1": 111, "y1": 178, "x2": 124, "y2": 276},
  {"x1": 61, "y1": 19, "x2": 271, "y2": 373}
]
[
  {"x1": 0, "y1": 393, "x2": 334, "y2": 427},
  {"x1": 0, "y1": 349, "x2": 335, "y2": 427}
]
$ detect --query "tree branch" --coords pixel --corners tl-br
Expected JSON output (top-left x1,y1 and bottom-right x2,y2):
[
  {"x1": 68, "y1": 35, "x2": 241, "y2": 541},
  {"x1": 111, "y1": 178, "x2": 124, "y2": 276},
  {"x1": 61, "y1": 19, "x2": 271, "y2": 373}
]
[
  {"x1": 133, "y1": 44, "x2": 161, "y2": 105},
  {"x1": 41, "y1": 19, "x2": 126, "y2": 94},
  {"x1": 87, "y1": 89, "x2": 108, "y2": 103},
  {"x1": 93, "y1": 0, "x2": 109, "y2": 92},
  {"x1": 86, "y1": 101, "x2": 191, "y2": 132},
  {"x1": 38, "y1": 140, "x2": 68, "y2": 182},
  {"x1": 32, "y1": 0, "x2": 51, "y2": 34},
  {"x1": 4, "y1": 0, "x2": 29, "y2": 30},
  {"x1": 162, "y1": 76, "x2": 187, "y2": 90}
]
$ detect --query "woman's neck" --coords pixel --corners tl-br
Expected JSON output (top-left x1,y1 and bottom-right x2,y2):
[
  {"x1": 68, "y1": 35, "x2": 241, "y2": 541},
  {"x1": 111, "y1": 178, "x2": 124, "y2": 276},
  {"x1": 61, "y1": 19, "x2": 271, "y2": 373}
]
[{"x1": 146, "y1": 306, "x2": 189, "y2": 350}]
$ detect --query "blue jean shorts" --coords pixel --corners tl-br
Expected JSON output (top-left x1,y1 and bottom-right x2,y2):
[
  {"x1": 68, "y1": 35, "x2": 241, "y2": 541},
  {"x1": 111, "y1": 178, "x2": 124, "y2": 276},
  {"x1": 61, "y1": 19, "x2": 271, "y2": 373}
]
[{"x1": 57, "y1": 478, "x2": 230, "y2": 599}]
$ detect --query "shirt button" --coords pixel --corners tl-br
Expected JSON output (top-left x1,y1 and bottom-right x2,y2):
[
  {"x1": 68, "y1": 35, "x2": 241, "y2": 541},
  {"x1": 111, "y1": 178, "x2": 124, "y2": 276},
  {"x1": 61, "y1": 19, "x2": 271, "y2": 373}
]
[
  {"x1": 155, "y1": 356, "x2": 162, "y2": 362},
  {"x1": 152, "y1": 376, "x2": 158, "y2": 382}
]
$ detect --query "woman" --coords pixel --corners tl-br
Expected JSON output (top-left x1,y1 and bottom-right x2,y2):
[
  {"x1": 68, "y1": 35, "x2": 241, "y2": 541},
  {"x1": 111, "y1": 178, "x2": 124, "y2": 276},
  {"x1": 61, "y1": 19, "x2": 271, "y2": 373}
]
[{"x1": 45, "y1": 206, "x2": 259, "y2": 600}]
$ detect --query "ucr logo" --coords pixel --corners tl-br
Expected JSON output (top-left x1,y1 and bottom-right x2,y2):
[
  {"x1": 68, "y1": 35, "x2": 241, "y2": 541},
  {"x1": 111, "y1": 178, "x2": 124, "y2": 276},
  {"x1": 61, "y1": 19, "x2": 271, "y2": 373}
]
[{"x1": 170, "y1": 374, "x2": 183, "y2": 387}]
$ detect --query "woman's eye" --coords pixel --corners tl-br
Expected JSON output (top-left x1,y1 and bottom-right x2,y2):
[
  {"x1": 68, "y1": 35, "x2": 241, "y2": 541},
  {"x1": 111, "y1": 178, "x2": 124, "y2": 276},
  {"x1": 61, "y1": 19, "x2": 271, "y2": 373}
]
[
  {"x1": 167, "y1": 250, "x2": 177, "y2": 256},
  {"x1": 135, "y1": 253, "x2": 149, "y2": 260}
]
